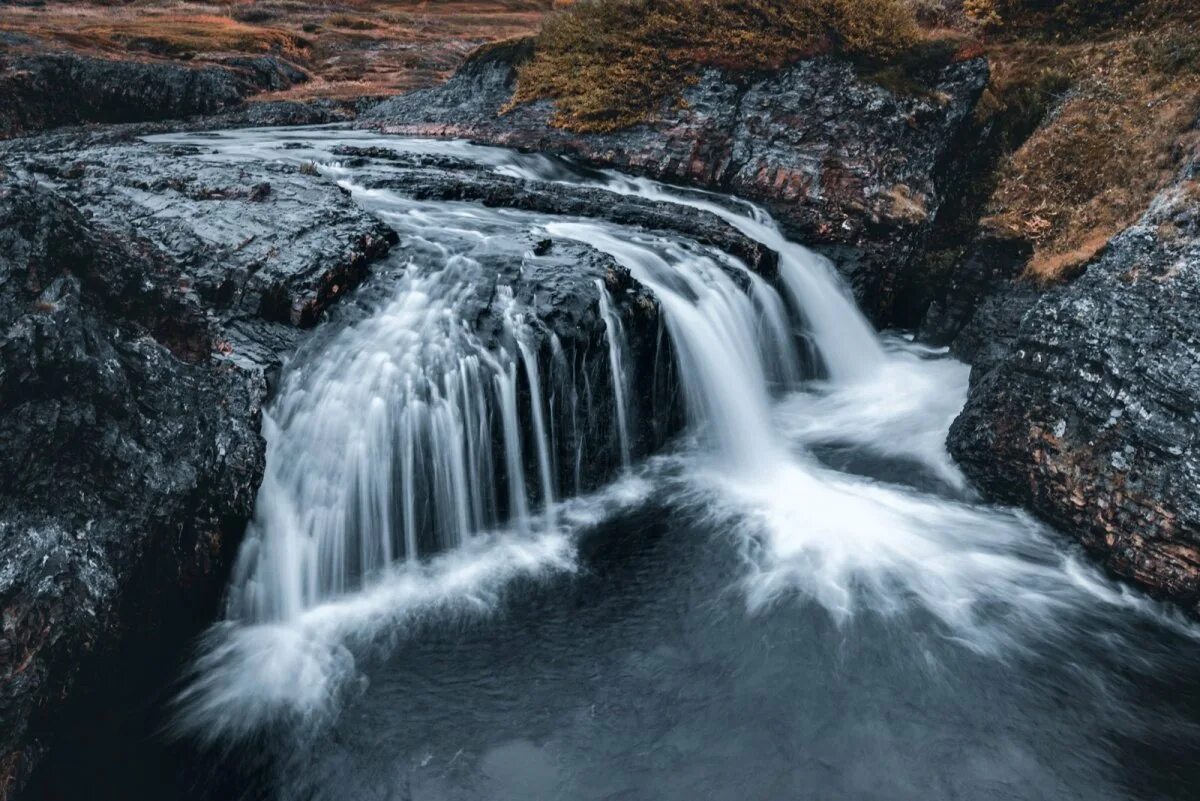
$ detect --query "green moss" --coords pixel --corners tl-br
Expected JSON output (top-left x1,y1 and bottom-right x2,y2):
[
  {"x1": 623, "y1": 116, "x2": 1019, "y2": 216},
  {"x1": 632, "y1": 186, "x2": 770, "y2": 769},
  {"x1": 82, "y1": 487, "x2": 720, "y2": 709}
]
[{"x1": 505, "y1": 0, "x2": 923, "y2": 133}]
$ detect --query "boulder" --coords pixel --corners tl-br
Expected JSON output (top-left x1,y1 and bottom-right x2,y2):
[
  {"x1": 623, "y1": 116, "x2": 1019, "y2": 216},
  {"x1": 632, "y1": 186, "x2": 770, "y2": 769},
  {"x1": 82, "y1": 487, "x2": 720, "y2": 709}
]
[{"x1": 948, "y1": 160, "x2": 1200, "y2": 614}]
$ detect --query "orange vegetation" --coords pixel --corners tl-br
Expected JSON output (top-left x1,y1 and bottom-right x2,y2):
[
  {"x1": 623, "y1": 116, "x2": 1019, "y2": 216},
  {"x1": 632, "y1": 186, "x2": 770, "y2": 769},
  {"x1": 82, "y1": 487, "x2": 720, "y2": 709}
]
[{"x1": 0, "y1": 0, "x2": 552, "y2": 98}]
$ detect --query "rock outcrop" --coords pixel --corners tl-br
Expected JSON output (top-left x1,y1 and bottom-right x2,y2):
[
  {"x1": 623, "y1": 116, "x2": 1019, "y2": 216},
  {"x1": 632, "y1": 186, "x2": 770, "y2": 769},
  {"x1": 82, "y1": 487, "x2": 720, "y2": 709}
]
[
  {"x1": 948, "y1": 160, "x2": 1200, "y2": 614},
  {"x1": 0, "y1": 133, "x2": 396, "y2": 800},
  {"x1": 362, "y1": 40, "x2": 988, "y2": 325},
  {"x1": 0, "y1": 52, "x2": 309, "y2": 139}
]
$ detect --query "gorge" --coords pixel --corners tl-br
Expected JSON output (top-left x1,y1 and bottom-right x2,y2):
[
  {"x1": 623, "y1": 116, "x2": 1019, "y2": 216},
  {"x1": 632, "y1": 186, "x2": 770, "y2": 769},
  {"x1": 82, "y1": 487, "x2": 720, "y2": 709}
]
[{"x1": 2, "y1": 5, "x2": 1200, "y2": 799}]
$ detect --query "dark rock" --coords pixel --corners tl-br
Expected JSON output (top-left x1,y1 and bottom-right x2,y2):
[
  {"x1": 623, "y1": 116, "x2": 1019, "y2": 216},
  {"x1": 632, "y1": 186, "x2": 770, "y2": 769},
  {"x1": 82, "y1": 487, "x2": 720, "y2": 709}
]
[
  {"x1": 918, "y1": 233, "x2": 1037, "y2": 372},
  {"x1": 335, "y1": 147, "x2": 777, "y2": 276},
  {"x1": 0, "y1": 53, "x2": 309, "y2": 140},
  {"x1": 0, "y1": 132, "x2": 397, "y2": 800},
  {"x1": 212, "y1": 55, "x2": 309, "y2": 93},
  {"x1": 948, "y1": 160, "x2": 1200, "y2": 614},
  {"x1": 430, "y1": 223, "x2": 682, "y2": 494},
  {"x1": 361, "y1": 42, "x2": 988, "y2": 325}
]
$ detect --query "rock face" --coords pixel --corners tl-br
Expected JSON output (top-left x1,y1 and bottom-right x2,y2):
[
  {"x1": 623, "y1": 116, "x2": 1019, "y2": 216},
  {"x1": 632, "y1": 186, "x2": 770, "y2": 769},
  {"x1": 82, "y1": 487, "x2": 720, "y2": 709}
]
[
  {"x1": 948, "y1": 160, "x2": 1200, "y2": 614},
  {"x1": 0, "y1": 132, "x2": 396, "y2": 800},
  {"x1": 0, "y1": 52, "x2": 308, "y2": 139},
  {"x1": 362, "y1": 40, "x2": 988, "y2": 325}
]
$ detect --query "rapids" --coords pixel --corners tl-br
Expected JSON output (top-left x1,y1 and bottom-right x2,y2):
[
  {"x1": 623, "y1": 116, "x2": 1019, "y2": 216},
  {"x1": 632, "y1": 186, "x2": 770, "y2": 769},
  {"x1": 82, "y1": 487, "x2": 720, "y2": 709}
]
[{"x1": 134, "y1": 127, "x2": 1200, "y2": 801}]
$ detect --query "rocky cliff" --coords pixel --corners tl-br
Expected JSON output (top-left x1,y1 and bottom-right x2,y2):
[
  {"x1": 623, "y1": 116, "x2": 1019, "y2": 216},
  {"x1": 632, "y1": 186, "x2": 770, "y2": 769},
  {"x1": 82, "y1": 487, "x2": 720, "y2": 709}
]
[
  {"x1": 361, "y1": 40, "x2": 989, "y2": 326},
  {"x1": 948, "y1": 159, "x2": 1200, "y2": 613}
]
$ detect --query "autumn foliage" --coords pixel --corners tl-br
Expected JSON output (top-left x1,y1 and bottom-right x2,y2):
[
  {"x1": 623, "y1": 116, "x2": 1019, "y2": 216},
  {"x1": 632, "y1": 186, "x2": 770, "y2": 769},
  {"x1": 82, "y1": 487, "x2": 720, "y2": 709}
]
[{"x1": 507, "y1": 0, "x2": 922, "y2": 132}]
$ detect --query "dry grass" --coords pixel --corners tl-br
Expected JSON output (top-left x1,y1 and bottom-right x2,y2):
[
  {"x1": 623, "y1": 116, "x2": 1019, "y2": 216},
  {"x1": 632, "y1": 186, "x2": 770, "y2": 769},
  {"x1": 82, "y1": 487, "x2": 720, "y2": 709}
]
[
  {"x1": 973, "y1": 1, "x2": 1200, "y2": 282},
  {"x1": 0, "y1": 0, "x2": 551, "y2": 96},
  {"x1": 63, "y1": 16, "x2": 305, "y2": 58},
  {"x1": 506, "y1": 0, "x2": 924, "y2": 132},
  {"x1": 962, "y1": 0, "x2": 1142, "y2": 34}
]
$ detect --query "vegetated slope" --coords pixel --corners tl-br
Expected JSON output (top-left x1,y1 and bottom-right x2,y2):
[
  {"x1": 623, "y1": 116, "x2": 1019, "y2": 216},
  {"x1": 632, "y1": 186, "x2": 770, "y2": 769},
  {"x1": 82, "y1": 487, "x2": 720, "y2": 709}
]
[
  {"x1": 503, "y1": 0, "x2": 927, "y2": 132},
  {"x1": 505, "y1": 0, "x2": 1198, "y2": 284},
  {"x1": 0, "y1": 0, "x2": 551, "y2": 137},
  {"x1": 965, "y1": 0, "x2": 1200, "y2": 282}
]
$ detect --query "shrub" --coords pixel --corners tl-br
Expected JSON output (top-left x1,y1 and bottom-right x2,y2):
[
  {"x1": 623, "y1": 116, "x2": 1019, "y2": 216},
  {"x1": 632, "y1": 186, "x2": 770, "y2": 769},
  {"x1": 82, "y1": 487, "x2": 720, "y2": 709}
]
[
  {"x1": 233, "y1": 8, "x2": 277, "y2": 24},
  {"x1": 507, "y1": 0, "x2": 922, "y2": 132}
]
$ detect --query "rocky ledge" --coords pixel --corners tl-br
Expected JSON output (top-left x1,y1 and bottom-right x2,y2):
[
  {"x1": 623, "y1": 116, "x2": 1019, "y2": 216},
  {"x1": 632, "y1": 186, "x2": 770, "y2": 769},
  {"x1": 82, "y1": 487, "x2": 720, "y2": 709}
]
[
  {"x1": 0, "y1": 51, "x2": 310, "y2": 140},
  {"x1": 361, "y1": 40, "x2": 989, "y2": 326},
  {"x1": 948, "y1": 159, "x2": 1200, "y2": 614},
  {"x1": 0, "y1": 132, "x2": 396, "y2": 799}
]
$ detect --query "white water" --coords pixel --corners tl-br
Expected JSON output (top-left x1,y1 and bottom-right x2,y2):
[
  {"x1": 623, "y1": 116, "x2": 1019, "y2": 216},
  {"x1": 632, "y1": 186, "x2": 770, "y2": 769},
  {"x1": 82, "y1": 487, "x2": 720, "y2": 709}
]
[
  {"x1": 549, "y1": 224, "x2": 785, "y2": 475},
  {"x1": 595, "y1": 280, "x2": 632, "y2": 468},
  {"x1": 145, "y1": 129, "x2": 1195, "y2": 744},
  {"x1": 223, "y1": 191, "x2": 587, "y2": 623}
]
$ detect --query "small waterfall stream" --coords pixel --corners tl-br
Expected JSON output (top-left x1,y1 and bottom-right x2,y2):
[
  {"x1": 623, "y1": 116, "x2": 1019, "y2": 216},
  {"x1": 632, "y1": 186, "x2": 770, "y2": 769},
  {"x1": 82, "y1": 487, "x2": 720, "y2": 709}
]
[
  {"x1": 595, "y1": 280, "x2": 632, "y2": 468},
  {"x1": 548, "y1": 223, "x2": 788, "y2": 474},
  {"x1": 148, "y1": 130, "x2": 1200, "y2": 801}
]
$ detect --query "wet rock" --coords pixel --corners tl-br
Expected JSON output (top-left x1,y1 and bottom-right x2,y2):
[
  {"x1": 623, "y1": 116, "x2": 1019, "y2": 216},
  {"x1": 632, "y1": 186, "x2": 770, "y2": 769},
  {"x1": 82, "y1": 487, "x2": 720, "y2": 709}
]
[
  {"x1": 0, "y1": 133, "x2": 397, "y2": 799},
  {"x1": 362, "y1": 41, "x2": 988, "y2": 325},
  {"x1": 0, "y1": 52, "x2": 309, "y2": 139},
  {"x1": 337, "y1": 148, "x2": 777, "y2": 276},
  {"x1": 948, "y1": 160, "x2": 1200, "y2": 614},
  {"x1": 445, "y1": 228, "x2": 682, "y2": 494},
  {"x1": 917, "y1": 233, "x2": 1039, "y2": 373}
]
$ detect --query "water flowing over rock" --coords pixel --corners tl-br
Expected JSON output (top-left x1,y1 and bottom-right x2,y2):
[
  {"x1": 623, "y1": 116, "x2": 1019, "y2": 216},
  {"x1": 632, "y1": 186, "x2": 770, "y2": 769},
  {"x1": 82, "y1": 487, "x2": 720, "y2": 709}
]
[
  {"x1": 146, "y1": 133, "x2": 1200, "y2": 801},
  {"x1": 361, "y1": 41, "x2": 989, "y2": 325},
  {"x1": 949, "y1": 159, "x2": 1200, "y2": 614},
  {"x1": 1, "y1": 125, "x2": 802, "y2": 795}
]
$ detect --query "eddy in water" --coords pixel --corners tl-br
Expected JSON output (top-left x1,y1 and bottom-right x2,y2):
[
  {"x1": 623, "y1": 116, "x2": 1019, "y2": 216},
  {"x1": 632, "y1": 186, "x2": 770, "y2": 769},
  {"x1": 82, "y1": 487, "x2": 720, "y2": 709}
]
[{"x1": 147, "y1": 128, "x2": 1200, "y2": 801}]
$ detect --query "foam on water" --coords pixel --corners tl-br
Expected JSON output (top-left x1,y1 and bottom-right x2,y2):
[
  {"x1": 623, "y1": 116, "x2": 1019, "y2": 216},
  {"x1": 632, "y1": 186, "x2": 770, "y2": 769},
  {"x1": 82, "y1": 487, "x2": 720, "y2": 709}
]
[
  {"x1": 173, "y1": 473, "x2": 654, "y2": 743},
  {"x1": 142, "y1": 128, "x2": 1198, "y2": 747}
]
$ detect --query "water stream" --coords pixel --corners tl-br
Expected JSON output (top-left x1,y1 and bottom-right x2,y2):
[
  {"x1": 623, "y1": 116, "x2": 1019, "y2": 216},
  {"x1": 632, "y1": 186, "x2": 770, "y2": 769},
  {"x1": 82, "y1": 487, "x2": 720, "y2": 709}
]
[{"x1": 143, "y1": 128, "x2": 1200, "y2": 801}]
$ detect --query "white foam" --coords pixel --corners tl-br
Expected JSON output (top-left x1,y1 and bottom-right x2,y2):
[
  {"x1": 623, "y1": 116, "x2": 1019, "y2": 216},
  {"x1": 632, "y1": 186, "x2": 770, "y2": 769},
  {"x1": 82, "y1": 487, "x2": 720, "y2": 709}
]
[{"x1": 145, "y1": 128, "x2": 1198, "y2": 746}]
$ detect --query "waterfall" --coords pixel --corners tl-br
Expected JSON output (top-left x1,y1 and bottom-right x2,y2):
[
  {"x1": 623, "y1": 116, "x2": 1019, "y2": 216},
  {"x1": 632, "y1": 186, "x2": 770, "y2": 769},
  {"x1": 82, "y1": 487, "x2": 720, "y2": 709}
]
[
  {"x1": 225, "y1": 202, "x2": 811, "y2": 621},
  {"x1": 596, "y1": 179, "x2": 886, "y2": 384},
  {"x1": 151, "y1": 131, "x2": 1195, "y2": 758},
  {"x1": 225, "y1": 212, "x2": 605, "y2": 622},
  {"x1": 549, "y1": 224, "x2": 793, "y2": 474},
  {"x1": 595, "y1": 280, "x2": 632, "y2": 468},
  {"x1": 225, "y1": 272, "x2": 529, "y2": 622},
  {"x1": 165, "y1": 128, "x2": 962, "y2": 632}
]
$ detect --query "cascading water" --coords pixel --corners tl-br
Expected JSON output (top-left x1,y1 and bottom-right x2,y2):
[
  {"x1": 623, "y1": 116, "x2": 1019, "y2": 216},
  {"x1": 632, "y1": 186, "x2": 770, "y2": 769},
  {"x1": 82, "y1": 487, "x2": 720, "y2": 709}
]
[
  {"x1": 144, "y1": 129, "x2": 1200, "y2": 801},
  {"x1": 222, "y1": 190, "x2": 616, "y2": 623},
  {"x1": 550, "y1": 224, "x2": 788, "y2": 474},
  {"x1": 595, "y1": 280, "x2": 632, "y2": 468}
]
